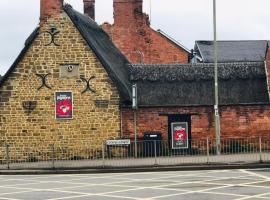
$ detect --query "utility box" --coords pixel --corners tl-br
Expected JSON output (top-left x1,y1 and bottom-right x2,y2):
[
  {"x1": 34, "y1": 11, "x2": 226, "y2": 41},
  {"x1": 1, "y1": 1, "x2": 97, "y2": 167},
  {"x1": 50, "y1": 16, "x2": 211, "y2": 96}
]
[{"x1": 142, "y1": 132, "x2": 162, "y2": 157}]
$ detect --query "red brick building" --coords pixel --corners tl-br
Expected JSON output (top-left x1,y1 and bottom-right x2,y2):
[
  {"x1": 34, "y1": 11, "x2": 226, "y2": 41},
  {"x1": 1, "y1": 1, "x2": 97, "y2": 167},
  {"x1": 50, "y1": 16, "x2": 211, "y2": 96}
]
[
  {"x1": 1, "y1": 0, "x2": 270, "y2": 156},
  {"x1": 85, "y1": 0, "x2": 191, "y2": 64}
]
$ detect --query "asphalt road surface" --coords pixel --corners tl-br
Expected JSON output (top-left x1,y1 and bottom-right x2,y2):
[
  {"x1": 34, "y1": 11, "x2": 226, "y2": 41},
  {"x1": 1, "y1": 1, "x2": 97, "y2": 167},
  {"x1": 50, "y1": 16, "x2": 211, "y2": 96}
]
[{"x1": 0, "y1": 169, "x2": 270, "y2": 200}]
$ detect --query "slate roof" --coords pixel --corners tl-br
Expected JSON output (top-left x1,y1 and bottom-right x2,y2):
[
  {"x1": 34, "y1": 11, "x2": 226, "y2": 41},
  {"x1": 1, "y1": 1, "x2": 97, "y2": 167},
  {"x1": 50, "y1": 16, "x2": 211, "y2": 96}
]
[
  {"x1": 64, "y1": 5, "x2": 131, "y2": 101},
  {"x1": 130, "y1": 62, "x2": 269, "y2": 106},
  {"x1": 195, "y1": 40, "x2": 268, "y2": 63},
  {"x1": 0, "y1": 4, "x2": 132, "y2": 102}
]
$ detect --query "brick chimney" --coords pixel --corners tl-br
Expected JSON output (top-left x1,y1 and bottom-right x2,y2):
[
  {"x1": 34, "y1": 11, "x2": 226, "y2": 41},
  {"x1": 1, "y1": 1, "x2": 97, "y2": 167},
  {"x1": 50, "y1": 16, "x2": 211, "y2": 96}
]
[
  {"x1": 83, "y1": 0, "x2": 95, "y2": 20},
  {"x1": 40, "y1": 0, "x2": 63, "y2": 23},
  {"x1": 113, "y1": 0, "x2": 143, "y2": 27}
]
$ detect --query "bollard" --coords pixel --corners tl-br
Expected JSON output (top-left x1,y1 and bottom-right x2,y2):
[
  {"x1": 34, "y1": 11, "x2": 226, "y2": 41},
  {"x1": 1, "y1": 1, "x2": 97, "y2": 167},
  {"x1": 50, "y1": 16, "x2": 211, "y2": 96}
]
[{"x1": 6, "y1": 144, "x2": 10, "y2": 170}]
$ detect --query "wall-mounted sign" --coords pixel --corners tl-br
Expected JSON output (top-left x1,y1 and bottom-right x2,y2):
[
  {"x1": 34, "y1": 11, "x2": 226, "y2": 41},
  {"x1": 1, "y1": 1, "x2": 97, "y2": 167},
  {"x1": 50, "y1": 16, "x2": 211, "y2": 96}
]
[
  {"x1": 171, "y1": 122, "x2": 189, "y2": 149},
  {"x1": 106, "y1": 140, "x2": 131, "y2": 146},
  {"x1": 55, "y1": 92, "x2": 73, "y2": 119}
]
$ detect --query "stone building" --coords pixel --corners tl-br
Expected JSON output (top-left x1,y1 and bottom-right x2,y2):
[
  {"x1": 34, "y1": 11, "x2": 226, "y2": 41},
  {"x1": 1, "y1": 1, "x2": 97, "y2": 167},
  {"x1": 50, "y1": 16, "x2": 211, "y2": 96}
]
[
  {"x1": 1, "y1": 0, "x2": 270, "y2": 159},
  {"x1": 0, "y1": 0, "x2": 132, "y2": 157}
]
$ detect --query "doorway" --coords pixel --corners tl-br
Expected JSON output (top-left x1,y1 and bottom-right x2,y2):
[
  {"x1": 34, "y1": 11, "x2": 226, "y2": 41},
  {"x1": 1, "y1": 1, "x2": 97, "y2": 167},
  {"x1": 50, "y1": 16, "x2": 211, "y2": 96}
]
[{"x1": 168, "y1": 114, "x2": 192, "y2": 152}]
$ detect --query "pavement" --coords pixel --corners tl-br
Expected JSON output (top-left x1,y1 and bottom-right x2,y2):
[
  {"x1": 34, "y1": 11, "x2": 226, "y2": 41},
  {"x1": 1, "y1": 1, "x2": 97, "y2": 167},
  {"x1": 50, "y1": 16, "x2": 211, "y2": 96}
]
[{"x1": 0, "y1": 169, "x2": 270, "y2": 200}]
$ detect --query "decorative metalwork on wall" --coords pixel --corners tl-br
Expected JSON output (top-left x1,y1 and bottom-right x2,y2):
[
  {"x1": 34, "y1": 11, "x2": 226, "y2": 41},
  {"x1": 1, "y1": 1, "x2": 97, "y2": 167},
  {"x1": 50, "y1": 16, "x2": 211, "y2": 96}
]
[
  {"x1": 43, "y1": 27, "x2": 60, "y2": 46},
  {"x1": 80, "y1": 76, "x2": 96, "y2": 94},
  {"x1": 22, "y1": 101, "x2": 37, "y2": 115},
  {"x1": 36, "y1": 73, "x2": 52, "y2": 90}
]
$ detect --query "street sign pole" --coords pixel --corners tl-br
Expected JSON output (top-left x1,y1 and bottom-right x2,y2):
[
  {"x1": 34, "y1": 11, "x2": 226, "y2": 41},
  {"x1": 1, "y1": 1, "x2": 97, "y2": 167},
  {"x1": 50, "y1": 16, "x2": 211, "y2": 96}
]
[
  {"x1": 213, "y1": 0, "x2": 221, "y2": 155},
  {"x1": 132, "y1": 84, "x2": 138, "y2": 157}
]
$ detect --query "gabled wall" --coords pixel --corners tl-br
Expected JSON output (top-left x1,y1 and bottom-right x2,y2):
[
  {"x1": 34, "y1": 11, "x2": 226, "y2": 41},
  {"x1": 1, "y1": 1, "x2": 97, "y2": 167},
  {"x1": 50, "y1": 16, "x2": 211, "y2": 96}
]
[
  {"x1": 0, "y1": 10, "x2": 121, "y2": 160},
  {"x1": 102, "y1": 0, "x2": 189, "y2": 64}
]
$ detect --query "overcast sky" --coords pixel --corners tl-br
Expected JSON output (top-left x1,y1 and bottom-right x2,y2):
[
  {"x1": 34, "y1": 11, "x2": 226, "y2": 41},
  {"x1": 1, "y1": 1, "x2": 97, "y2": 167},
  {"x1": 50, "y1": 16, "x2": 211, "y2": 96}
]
[{"x1": 0, "y1": 0, "x2": 270, "y2": 75}]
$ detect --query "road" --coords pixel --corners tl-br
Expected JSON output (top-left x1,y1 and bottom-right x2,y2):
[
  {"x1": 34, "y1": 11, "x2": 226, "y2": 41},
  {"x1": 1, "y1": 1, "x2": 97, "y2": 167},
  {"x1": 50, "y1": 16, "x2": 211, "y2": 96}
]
[{"x1": 0, "y1": 169, "x2": 270, "y2": 199}]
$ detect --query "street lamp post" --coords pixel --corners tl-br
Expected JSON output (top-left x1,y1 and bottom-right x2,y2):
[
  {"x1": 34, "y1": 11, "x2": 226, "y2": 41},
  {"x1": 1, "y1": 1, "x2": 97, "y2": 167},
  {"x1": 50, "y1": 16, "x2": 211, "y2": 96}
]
[
  {"x1": 132, "y1": 84, "x2": 138, "y2": 157},
  {"x1": 213, "y1": 0, "x2": 221, "y2": 155}
]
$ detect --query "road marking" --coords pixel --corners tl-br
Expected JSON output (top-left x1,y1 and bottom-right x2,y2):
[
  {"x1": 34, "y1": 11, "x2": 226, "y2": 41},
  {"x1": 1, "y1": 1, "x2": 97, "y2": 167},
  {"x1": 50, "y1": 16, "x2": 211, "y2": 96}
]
[
  {"x1": 0, "y1": 198, "x2": 20, "y2": 200},
  {"x1": 240, "y1": 169, "x2": 270, "y2": 180},
  {"x1": 234, "y1": 191, "x2": 270, "y2": 200},
  {"x1": 149, "y1": 185, "x2": 232, "y2": 199},
  {"x1": 0, "y1": 170, "x2": 269, "y2": 200}
]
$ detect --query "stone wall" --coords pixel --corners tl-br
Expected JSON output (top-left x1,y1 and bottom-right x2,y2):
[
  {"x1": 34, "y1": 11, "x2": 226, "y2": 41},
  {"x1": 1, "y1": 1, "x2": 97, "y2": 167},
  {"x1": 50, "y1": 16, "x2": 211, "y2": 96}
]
[
  {"x1": 102, "y1": 0, "x2": 189, "y2": 64},
  {"x1": 121, "y1": 105, "x2": 270, "y2": 141},
  {"x1": 0, "y1": 11, "x2": 121, "y2": 160}
]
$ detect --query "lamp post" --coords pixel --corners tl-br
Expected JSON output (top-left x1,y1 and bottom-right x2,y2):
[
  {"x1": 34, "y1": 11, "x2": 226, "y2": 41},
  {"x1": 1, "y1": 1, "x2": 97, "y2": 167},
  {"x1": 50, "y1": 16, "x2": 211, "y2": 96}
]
[
  {"x1": 213, "y1": 0, "x2": 221, "y2": 155},
  {"x1": 132, "y1": 84, "x2": 138, "y2": 157}
]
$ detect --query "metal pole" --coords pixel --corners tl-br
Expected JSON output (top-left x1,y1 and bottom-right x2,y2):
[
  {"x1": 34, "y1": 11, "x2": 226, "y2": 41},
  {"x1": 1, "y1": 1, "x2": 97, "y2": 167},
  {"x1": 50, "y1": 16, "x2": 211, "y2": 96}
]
[
  {"x1": 102, "y1": 141, "x2": 105, "y2": 168},
  {"x1": 213, "y1": 0, "x2": 221, "y2": 155},
  {"x1": 207, "y1": 138, "x2": 210, "y2": 164},
  {"x1": 154, "y1": 140, "x2": 157, "y2": 165},
  {"x1": 52, "y1": 144, "x2": 55, "y2": 169},
  {"x1": 132, "y1": 84, "x2": 138, "y2": 158},
  {"x1": 259, "y1": 137, "x2": 262, "y2": 163},
  {"x1": 6, "y1": 144, "x2": 10, "y2": 170},
  {"x1": 134, "y1": 110, "x2": 137, "y2": 158}
]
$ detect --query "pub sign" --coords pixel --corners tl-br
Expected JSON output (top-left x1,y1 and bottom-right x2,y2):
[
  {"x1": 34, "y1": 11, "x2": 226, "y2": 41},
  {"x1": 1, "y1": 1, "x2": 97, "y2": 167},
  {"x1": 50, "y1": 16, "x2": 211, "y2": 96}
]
[
  {"x1": 55, "y1": 92, "x2": 73, "y2": 119},
  {"x1": 171, "y1": 122, "x2": 189, "y2": 149}
]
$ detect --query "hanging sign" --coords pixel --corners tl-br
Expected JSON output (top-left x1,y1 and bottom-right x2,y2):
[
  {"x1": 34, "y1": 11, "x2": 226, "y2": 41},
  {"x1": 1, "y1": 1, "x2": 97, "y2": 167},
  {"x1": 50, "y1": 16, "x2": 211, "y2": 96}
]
[
  {"x1": 55, "y1": 92, "x2": 73, "y2": 119},
  {"x1": 171, "y1": 122, "x2": 189, "y2": 149}
]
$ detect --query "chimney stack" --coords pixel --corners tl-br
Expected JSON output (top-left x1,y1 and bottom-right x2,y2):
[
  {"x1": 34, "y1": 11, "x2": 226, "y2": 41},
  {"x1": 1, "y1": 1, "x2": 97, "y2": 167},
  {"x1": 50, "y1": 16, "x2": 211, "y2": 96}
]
[
  {"x1": 40, "y1": 0, "x2": 63, "y2": 23},
  {"x1": 83, "y1": 0, "x2": 95, "y2": 20},
  {"x1": 113, "y1": 0, "x2": 143, "y2": 26}
]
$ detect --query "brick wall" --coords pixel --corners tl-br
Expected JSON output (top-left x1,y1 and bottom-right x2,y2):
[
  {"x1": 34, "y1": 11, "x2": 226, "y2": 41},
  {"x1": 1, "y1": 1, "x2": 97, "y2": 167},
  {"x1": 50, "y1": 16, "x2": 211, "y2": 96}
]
[
  {"x1": 40, "y1": 0, "x2": 63, "y2": 24},
  {"x1": 0, "y1": 11, "x2": 121, "y2": 160},
  {"x1": 102, "y1": 0, "x2": 189, "y2": 64},
  {"x1": 122, "y1": 105, "x2": 270, "y2": 141}
]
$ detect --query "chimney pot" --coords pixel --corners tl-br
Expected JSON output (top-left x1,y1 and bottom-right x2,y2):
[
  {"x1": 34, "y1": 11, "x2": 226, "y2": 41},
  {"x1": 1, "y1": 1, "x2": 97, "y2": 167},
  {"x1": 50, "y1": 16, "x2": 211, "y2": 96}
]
[{"x1": 83, "y1": 0, "x2": 95, "y2": 20}]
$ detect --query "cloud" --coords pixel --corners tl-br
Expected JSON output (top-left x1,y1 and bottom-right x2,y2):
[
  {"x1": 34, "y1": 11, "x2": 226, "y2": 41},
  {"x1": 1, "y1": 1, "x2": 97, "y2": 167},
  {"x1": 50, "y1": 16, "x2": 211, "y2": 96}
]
[{"x1": 0, "y1": 0, "x2": 269, "y2": 75}]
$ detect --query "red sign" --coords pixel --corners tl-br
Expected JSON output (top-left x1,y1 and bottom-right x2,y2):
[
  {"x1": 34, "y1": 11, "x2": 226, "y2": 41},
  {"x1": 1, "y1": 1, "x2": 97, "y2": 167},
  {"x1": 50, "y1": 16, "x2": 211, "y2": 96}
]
[
  {"x1": 171, "y1": 122, "x2": 189, "y2": 149},
  {"x1": 55, "y1": 92, "x2": 73, "y2": 119}
]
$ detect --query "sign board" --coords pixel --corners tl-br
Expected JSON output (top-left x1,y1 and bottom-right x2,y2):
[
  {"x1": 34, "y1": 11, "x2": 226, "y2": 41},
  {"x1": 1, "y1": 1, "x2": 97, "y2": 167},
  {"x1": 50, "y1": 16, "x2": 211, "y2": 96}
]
[
  {"x1": 55, "y1": 92, "x2": 73, "y2": 119},
  {"x1": 106, "y1": 140, "x2": 131, "y2": 146},
  {"x1": 171, "y1": 122, "x2": 189, "y2": 149}
]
